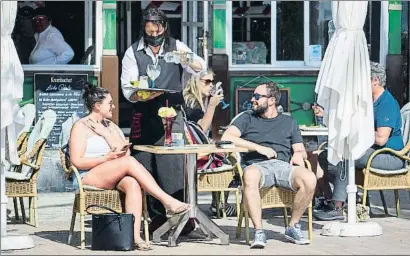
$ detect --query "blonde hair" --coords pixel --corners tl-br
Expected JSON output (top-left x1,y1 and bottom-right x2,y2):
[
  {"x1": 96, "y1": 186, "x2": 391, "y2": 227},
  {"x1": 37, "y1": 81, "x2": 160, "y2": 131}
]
[{"x1": 183, "y1": 68, "x2": 215, "y2": 110}]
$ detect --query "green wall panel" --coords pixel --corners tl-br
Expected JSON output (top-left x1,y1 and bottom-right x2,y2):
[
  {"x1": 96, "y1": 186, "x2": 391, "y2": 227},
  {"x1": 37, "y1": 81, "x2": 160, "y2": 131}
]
[
  {"x1": 229, "y1": 76, "x2": 318, "y2": 125},
  {"x1": 388, "y1": 1, "x2": 402, "y2": 54},
  {"x1": 213, "y1": 9, "x2": 226, "y2": 49},
  {"x1": 213, "y1": 0, "x2": 226, "y2": 5},
  {"x1": 103, "y1": 9, "x2": 117, "y2": 50}
]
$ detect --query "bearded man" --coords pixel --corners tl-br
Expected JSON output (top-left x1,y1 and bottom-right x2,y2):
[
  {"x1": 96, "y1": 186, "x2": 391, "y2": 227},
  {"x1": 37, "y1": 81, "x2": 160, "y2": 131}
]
[{"x1": 222, "y1": 81, "x2": 316, "y2": 248}]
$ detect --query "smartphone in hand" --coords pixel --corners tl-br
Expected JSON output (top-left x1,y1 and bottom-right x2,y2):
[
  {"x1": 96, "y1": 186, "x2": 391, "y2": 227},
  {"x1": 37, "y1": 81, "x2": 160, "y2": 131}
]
[
  {"x1": 215, "y1": 141, "x2": 235, "y2": 149},
  {"x1": 120, "y1": 143, "x2": 132, "y2": 152}
]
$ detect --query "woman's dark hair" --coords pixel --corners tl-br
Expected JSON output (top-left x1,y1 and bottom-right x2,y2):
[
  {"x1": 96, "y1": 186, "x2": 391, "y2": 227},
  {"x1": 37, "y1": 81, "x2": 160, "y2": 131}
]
[
  {"x1": 81, "y1": 81, "x2": 110, "y2": 111},
  {"x1": 140, "y1": 6, "x2": 171, "y2": 49}
]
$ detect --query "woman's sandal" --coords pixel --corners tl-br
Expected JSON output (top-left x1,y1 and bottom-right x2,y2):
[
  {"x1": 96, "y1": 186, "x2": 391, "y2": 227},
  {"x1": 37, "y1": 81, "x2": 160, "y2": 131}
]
[
  {"x1": 166, "y1": 204, "x2": 192, "y2": 218},
  {"x1": 135, "y1": 240, "x2": 152, "y2": 251}
]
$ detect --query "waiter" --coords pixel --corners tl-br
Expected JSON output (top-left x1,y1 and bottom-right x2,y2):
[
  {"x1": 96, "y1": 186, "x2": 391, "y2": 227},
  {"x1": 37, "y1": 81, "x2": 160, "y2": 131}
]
[{"x1": 120, "y1": 6, "x2": 205, "y2": 234}]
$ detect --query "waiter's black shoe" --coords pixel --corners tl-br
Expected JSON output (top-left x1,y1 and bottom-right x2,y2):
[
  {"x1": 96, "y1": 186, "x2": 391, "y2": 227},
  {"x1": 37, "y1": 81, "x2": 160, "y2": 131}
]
[{"x1": 148, "y1": 216, "x2": 167, "y2": 235}]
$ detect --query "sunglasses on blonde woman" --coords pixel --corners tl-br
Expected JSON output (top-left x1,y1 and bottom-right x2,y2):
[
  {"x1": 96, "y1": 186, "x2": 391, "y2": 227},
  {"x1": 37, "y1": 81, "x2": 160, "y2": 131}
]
[{"x1": 200, "y1": 79, "x2": 214, "y2": 85}]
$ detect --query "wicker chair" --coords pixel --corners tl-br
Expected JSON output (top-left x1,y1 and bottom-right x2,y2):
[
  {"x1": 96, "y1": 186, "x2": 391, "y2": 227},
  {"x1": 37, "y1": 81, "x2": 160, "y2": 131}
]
[
  {"x1": 356, "y1": 139, "x2": 410, "y2": 217},
  {"x1": 58, "y1": 148, "x2": 150, "y2": 250},
  {"x1": 197, "y1": 164, "x2": 241, "y2": 219},
  {"x1": 6, "y1": 136, "x2": 47, "y2": 228},
  {"x1": 235, "y1": 153, "x2": 313, "y2": 244}
]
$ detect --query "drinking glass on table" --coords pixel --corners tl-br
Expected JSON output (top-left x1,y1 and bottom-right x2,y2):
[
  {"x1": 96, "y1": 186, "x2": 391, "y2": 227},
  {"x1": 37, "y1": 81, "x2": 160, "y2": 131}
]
[{"x1": 210, "y1": 82, "x2": 230, "y2": 110}]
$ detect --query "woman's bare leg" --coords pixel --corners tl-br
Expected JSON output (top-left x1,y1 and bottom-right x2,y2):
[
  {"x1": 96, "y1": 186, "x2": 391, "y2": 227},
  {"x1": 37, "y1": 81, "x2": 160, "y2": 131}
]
[
  {"x1": 82, "y1": 155, "x2": 189, "y2": 212},
  {"x1": 116, "y1": 176, "x2": 142, "y2": 243}
]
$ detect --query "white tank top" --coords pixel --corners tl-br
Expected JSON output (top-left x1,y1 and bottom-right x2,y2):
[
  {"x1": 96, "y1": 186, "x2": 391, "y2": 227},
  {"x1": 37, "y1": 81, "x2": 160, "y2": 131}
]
[{"x1": 84, "y1": 135, "x2": 111, "y2": 157}]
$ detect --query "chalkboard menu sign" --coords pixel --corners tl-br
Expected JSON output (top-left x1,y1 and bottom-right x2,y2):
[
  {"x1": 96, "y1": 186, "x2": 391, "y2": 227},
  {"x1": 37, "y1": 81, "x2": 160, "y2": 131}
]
[{"x1": 34, "y1": 73, "x2": 88, "y2": 149}]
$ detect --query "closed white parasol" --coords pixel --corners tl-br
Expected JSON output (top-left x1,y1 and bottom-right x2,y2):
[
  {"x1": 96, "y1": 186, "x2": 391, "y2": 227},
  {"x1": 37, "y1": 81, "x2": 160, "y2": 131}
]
[
  {"x1": 1, "y1": 1, "x2": 34, "y2": 250},
  {"x1": 315, "y1": 1, "x2": 382, "y2": 237}
]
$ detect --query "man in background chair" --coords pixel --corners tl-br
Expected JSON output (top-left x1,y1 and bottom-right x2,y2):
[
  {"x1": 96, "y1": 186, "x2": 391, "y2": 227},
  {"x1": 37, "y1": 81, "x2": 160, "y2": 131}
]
[
  {"x1": 314, "y1": 62, "x2": 405, "y2": 221},
  {"x1": 222, "y1": 82, "x2": 316, "y2": 248}
]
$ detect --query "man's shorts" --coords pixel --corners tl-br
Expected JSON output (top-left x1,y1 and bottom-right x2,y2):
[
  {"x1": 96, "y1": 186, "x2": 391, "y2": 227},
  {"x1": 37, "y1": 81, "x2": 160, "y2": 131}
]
[{"x1": 245, "y1": 159, "x2": 296, "y2": 191}]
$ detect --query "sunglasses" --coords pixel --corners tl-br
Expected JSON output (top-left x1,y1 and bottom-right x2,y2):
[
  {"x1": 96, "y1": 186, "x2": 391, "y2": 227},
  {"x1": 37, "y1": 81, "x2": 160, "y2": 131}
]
[
  {"x1": 201, "y1": 79, "x2": 214, "y2": 85},
  {"x1": 251, "y1": 93, "x2": 270, "y2": 100}
]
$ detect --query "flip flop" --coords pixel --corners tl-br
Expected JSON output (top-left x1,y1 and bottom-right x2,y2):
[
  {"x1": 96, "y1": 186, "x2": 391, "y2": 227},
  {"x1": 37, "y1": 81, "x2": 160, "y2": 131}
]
[{"x1": 166, "y1": 204, "x2": 192, "y2": 218}]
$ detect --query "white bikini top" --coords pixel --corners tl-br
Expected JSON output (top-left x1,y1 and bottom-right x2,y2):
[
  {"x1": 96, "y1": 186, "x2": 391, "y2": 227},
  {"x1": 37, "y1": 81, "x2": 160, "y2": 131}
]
[{"x1": 83, "y1": 135, "x2": 111, "y2": 158}]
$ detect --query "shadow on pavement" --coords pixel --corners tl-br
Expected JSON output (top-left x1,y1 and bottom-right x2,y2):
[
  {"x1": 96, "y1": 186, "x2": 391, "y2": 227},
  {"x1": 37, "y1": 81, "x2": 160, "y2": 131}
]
[{"x1": 35, "y1": 230, "x2": 92, "y2": 250}]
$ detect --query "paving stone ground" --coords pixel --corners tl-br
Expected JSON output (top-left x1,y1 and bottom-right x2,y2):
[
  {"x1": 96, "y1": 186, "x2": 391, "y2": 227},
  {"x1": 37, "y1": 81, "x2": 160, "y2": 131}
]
[{"x1": 2, "y1": 190, "x2": 410, "y2": 255}]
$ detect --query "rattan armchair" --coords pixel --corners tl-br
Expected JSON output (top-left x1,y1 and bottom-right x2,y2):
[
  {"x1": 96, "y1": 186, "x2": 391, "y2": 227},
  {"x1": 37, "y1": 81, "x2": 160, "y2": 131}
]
[
  {"x1": 356, "y1": 140, "x2": 410, "y2": 217},
  {"x1": 6, "y1": 136, "x2": 47, "y2": 228},
  {"x1": 235, "y1": 153, "x2": 313, "y2": 244},
  {"x1": 58, "y1": 148, "x2": 150, "y2": 250},
  {"x1": 197, "y1": 164, "x2": 241, "y2": 219}
]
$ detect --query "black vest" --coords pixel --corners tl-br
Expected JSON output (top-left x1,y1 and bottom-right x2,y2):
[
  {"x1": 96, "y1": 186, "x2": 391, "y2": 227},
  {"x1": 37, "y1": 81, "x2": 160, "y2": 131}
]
[
  {"x1": 132, "y1": 37, "x2": 182, "y2": 91},
  {"x1": 129, "y1": 38, "x2": 185, "y2": 143}
]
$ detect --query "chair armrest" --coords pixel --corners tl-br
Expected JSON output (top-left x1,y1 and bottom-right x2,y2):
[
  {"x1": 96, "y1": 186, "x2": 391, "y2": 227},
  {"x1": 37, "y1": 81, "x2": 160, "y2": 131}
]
[
  {"x1": 69, "y1": 166, "x2": 85, "y2": 194},
  {"x1": 20, "y1": 158, "x2": 40, "y2": 170},
  {"x1": 364, "y1": 147, "x2": 410, "y2": 172},
  {"x1": 317, "y1": 141, "x2": 328, "y2": 151},
  {"x1": 22, "y1": 139, "x2": 47, "y2": 160}
]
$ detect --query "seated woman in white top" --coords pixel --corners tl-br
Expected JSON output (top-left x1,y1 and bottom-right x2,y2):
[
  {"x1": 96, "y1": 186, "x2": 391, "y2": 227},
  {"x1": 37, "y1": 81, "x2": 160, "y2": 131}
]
[
  {"x1": 69, "y1": 82, "x2": 190, "y2": 250},
  {"x1": 29, "y1": 7, "x2": 74, "y2": 65}
]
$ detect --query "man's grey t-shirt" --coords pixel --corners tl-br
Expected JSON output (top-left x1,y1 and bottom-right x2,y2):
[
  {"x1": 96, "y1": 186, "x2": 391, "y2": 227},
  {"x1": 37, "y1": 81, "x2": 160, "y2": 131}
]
[{"x1": 231, "y1": 111, "x2": 303, "y2": 166}]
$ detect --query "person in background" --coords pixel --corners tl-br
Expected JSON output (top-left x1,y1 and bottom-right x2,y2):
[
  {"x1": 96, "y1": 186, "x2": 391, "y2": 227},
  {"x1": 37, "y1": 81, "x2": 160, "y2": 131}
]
[
  {"x1": 222, "y1": 82, "x2": 316, "y2": 248},
  {"x1": 314, "y1": 62, "x2": 405, "y2": 221},
  {"x1": 120, "y1": 6, "x2": 205, "y2": 235},
  {"x1": 29, "y1": 7, "x2": 74, "y2": 64},
  {"x1": 183, "y1": 69, "x2": 238, "y2": 217},
  {"x1": 12, "y1": 5, "x2": 36, "y2": 64},
  {"x1": 69, "y1": 82, "x2": 190, "y2": 250}
]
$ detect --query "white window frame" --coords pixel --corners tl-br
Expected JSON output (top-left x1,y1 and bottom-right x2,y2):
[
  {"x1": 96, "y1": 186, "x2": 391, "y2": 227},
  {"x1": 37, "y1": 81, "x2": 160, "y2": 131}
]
[
  {"x1": 226, "y1": 1, "x2": 388, "y2": 71},
  {"x1": 227, "y1": 1, "x2": 324, "y2": 71},
  {"x1": 22, "y1": 0, "x2": 103, "y2": 72}
]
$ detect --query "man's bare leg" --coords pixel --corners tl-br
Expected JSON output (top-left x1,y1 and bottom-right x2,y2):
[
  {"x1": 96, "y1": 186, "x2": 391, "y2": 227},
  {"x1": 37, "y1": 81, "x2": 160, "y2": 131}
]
[
  {"x1": 242, "y1": 166, "x2": 267, "y2": 248},
  {"x1": 282, "y1": 166, "x2": 316, "y2": 245},
  {"x1": 289, "y1": 167, "x2": 317, "y2": 226},
  {"x1": 243, "y1": 166, "x2": 262, "y2": 229}
]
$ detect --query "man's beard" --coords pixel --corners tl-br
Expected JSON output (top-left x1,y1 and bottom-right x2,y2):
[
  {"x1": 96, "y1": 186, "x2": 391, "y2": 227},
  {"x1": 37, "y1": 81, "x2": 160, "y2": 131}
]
[{"x1": 252, "y1": 102, "x2": 268, "y2": 115}]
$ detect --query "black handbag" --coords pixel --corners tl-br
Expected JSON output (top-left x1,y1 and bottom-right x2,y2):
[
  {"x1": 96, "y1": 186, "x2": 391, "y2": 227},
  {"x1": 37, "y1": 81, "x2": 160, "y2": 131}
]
[{"x1": 86, "y1": 205, "x2": 135, "y2": 251}]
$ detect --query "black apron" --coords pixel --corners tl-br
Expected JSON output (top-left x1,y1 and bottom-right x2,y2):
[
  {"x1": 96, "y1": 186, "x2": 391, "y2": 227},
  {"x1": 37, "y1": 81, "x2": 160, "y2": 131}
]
[{"x1": 129, "y1": 38, "x2": 186, "y2": 220}]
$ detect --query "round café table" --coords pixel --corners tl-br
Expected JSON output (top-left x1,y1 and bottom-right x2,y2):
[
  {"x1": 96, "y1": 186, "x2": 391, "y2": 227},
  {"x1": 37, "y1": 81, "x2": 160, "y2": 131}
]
[{"x1": 133, "y1": 144, "x2": 248, "y2": 247}]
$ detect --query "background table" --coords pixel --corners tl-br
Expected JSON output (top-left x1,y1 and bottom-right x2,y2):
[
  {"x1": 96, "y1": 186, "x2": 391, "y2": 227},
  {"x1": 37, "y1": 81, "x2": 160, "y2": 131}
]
[
  {"x1": 300, "y1": 127, "x2": 328, "y2": 137},
  {"x1": 133, "y1": 144, "x2": 248, "y2": 247}
]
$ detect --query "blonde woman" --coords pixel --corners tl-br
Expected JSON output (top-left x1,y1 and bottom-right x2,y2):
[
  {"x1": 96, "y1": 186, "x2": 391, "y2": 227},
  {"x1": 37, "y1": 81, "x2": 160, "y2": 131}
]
[
  {"x1": 183, "y1": 69, "x2": 223, "y2": 134},
  {"x1": 183, "y1": 69, "x2": 238, "y2": 217}
]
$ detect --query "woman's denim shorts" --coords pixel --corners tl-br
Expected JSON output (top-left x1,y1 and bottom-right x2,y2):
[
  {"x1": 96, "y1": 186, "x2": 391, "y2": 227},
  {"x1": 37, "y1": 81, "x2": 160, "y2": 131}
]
[{"x1": 72, "y1": 170, "x2": 88, "y2": 190}]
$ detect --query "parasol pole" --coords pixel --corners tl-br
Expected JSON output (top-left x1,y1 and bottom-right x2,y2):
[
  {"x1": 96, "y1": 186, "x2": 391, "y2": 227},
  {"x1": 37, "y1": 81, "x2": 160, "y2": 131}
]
[{"x1": 346, "y1": 153, "x2": 357, "y2": 225}]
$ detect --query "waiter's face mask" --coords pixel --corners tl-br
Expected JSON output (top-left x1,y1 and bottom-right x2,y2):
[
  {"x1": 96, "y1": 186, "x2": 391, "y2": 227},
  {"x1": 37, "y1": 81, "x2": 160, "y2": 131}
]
[{"x1": 143, "y1": 16, "x2": 167, "y2": 47}]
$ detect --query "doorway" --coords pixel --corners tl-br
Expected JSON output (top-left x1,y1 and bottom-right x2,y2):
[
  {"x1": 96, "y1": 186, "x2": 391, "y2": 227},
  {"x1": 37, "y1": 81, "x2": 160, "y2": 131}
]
[{"x1": 117, "y1": 1, "x2": 211, "y2": 128}]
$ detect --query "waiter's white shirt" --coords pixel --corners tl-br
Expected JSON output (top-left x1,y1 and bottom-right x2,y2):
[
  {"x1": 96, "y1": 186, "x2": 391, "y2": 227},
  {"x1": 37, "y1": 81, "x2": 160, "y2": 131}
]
[
  {"x1": 29, "y1": 25, "x2": 74, "y2": 65},
  {"x1": 121, "y1": 38, "x2": 205, "y2": 103}
]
